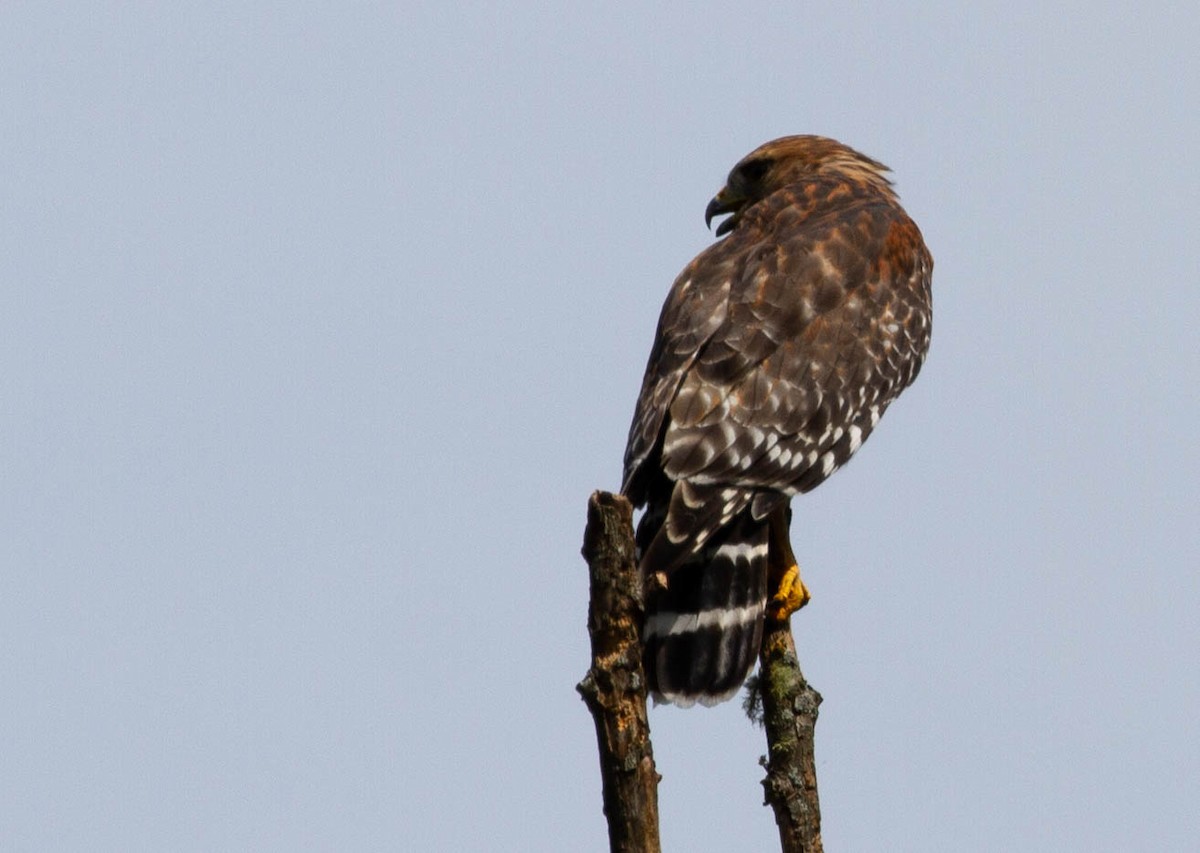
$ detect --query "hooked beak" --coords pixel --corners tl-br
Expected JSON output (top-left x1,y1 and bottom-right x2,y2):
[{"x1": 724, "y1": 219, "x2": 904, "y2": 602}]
[{"x1": 704, "y1": 186, "x2": 744, "y2": 236}]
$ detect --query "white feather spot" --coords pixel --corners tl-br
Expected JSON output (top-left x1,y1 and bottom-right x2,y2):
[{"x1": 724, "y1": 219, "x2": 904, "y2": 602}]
[{"x1": 848, "y1": 424, "x2": 864, "y2": 453}]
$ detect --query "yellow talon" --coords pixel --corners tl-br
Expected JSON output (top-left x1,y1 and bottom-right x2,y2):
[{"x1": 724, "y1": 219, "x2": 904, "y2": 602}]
[{"x1": 766, "y1": 562, "x2": 811, "y2": 621}]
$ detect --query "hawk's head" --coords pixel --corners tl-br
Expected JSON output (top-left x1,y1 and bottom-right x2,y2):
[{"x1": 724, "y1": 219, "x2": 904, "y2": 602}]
[{"x1": 705, "y1": 135, "x2": 894, "y2": 236}]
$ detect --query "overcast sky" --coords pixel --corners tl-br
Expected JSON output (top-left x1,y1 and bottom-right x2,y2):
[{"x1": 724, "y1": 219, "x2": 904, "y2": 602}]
[{"x1": 3, "y1": 3, "x2": 1198, "y2": 851}]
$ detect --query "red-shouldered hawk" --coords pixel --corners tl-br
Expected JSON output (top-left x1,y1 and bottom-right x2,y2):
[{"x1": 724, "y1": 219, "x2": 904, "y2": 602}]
[{"x1": 622, "y1": 136, "x2": 932, "y2": 707}]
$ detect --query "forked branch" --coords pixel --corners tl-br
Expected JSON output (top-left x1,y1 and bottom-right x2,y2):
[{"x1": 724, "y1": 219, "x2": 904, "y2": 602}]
[{"x1": 579, "y1": 490, "x2": 823, "y2": 853}]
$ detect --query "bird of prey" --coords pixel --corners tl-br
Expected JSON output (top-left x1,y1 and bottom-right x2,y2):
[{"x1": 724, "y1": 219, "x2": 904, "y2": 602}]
[{"x1": 622, "y1": 135, "x2": 933, "y2": 706}]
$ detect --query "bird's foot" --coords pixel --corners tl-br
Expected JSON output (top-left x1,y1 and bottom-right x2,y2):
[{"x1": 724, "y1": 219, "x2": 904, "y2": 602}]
[{"x1": 766, "y1": 563, "x2": 810, "y2": 622}]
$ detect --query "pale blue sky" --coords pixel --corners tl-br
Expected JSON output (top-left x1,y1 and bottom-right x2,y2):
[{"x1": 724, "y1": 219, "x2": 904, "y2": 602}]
[{"x1": 3, "y1": 3, "x2": 1198, "y2": 851}]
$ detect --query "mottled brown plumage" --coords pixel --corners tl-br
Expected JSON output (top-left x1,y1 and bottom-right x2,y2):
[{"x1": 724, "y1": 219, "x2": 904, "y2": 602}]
[{"x1": 622, "y1": 136, "x2": 932, "y2": 706}]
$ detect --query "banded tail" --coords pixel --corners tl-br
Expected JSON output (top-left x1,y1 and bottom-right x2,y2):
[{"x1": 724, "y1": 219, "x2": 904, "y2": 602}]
[{"x1": 638, "y1": 510, "x2": 770, "y2": 707}]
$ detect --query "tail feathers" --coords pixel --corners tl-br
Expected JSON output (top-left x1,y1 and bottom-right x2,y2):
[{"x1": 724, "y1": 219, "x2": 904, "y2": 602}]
[{"x1": 642, "y1": 519, "x2": 769, "y2": 707}]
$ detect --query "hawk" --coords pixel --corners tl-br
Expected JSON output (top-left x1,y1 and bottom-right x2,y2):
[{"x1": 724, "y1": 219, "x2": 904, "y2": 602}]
[{"x1": 622, "y1": 135, "x2": 932, "y2": 707}]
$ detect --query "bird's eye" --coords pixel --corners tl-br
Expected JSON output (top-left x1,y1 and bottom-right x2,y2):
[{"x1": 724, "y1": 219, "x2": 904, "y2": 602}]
[{"x1": 738, "y1": 159, "x2": 771, "y2": 184}]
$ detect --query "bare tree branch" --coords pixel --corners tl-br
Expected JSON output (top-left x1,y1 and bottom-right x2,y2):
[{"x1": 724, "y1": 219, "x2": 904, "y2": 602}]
[
  {"x1": 577, "y1": 491, "x2": 661, "y2": 853},
  {"x1": 756, "y1": 618, "x2": 824, "y2": 852}
]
